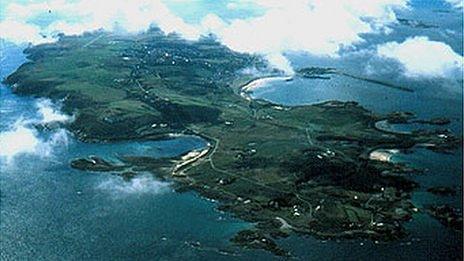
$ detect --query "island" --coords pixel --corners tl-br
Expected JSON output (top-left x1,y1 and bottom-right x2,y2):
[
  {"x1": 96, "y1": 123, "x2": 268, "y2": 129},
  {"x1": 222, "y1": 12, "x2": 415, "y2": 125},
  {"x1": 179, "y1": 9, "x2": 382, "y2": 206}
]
[{"x1": 5, "y1": 29, "x2": 461, "y2": 256}]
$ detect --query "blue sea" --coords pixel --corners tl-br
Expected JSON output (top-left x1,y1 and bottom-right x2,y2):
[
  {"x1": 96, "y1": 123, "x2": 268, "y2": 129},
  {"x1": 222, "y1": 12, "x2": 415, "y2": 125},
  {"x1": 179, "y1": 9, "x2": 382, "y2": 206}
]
[{"x1": 0, "y1": 0, "x2": 462, "y2": 260}]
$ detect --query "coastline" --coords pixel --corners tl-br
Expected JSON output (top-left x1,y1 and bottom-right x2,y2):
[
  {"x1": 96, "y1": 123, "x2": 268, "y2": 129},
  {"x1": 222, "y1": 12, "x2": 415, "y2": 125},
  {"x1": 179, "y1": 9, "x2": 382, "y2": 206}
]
[
  {"x1": 3, "y1": 32, "x2": 461, "y2": 257},
  {"x1": 239, "y1": 76, "x2": 292, "y2": 100},
  {"x1": 369, "y1": 149, "x2": 399, "y2": 162}
]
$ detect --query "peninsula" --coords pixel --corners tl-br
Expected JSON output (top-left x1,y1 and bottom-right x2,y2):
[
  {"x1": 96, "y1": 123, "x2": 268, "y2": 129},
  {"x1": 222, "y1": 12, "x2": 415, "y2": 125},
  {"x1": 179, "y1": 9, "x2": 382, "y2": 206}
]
[{"x1": 5, "y1": 29, "x2": 460, "y2": 256}]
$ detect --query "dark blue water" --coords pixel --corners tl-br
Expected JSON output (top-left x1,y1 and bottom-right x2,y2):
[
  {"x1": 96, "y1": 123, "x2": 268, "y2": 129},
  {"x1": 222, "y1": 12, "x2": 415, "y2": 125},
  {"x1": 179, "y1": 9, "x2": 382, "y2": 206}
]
[
  {"x1": 1, "y1": 41, "x2": 462, "y2": 260},
  {"x1": 248, "y1": 2, "x2": 463, "y2": 259},
  {"x1": 1, "y1": 1, "x2": 462, "y2": 259},
  {"x1": 250, "y1": 79, "x2": 463, "y2": 260},
  {"x1": 0, "y1": 41, "x2": 276, "y2": 260}
]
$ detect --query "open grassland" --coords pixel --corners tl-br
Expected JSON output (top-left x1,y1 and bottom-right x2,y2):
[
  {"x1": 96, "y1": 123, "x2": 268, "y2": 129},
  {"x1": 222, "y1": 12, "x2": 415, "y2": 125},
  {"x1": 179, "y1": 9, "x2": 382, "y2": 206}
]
[{"x1": 6, "y1": 30, "x2": 460, "y2": 256}]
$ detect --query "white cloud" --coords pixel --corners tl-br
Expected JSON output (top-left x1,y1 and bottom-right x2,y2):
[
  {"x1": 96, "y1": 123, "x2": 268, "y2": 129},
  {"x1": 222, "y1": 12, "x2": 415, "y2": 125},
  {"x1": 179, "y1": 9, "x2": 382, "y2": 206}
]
[
  {"x1": 376, "y1": 36, "x2": 463, "y2": 78},
  {"x1": 97, "y1": 174, "x2": 170, "y2": 195},
  {"x1": 1, "y1": 0, "x2": 411, "y2": 73},
  {"x1": 445, "y1": 0, "x2": 463, "y2": 8},
  {"x1": 0, "y1": 20, "x2": 53, "y2": 45},
  {"x1": 0, "y1": 100, "x2": 70, "y2": 163},
  {"x1": 201, "y1": 14, "x2": 227, "y2": 33},
  {"x1": 200, "y1": 0, "x2": 409, "y2": 74},
  {"x1": 1, "y1": 0, "x2": 200, "y2": 44}
]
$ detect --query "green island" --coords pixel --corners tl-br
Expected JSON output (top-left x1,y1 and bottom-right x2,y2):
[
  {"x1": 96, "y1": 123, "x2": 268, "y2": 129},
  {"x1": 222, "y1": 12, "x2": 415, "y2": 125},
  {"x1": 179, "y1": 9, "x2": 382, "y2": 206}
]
[{"x1": 5, "y1": 29, "x2": 461, "y2": 256}]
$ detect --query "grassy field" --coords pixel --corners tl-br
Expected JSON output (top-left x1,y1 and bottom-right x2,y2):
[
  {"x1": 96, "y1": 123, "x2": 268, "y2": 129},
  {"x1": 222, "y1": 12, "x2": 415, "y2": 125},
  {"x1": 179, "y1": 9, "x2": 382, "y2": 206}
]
[{"x1": 5, "y1": 30, "x2": 460, "y2": 256}]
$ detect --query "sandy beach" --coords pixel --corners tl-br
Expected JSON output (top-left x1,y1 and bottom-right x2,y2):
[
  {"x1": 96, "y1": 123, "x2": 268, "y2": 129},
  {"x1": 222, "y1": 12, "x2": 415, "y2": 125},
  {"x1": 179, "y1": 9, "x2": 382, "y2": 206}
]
[
  {"x1": 369, "y1": 149, "x2": 399, "y2": 162},
  {"x1": 240, "y1": 76, "x2": 292, "y2": 99}
]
